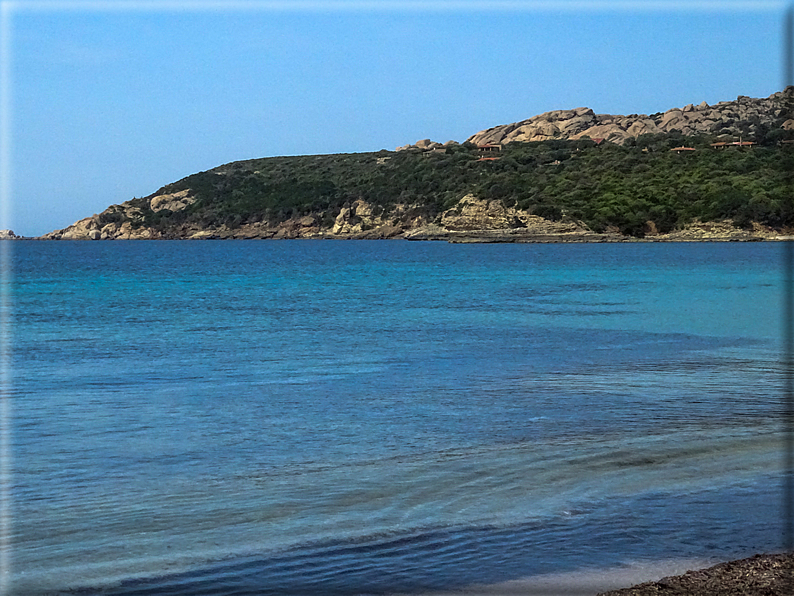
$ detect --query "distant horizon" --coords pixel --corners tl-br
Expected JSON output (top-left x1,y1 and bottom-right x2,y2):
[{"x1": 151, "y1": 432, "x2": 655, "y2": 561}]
[{"x1": 3, "y1": 1, "x2": 786, "y2": 237}]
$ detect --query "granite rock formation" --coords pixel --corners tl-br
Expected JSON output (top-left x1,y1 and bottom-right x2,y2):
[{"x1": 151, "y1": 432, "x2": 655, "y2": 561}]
[{"x1": 467, "y1": 90, "x2": 790, "y2": 146}]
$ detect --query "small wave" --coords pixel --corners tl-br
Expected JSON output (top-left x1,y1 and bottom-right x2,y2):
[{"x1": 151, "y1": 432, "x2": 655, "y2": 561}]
[{"x1": 55, "y1": 521, "x2": 572, "y2": 596}]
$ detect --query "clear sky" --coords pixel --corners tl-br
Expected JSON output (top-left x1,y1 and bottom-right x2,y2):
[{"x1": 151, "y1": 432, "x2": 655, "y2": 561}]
[{"x1": 2, "y1": 0, "x2": 788, "y2": 237}]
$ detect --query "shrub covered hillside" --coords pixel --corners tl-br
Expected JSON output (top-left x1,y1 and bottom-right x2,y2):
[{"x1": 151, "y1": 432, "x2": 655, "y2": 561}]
[{"x1": 125, "y1": 132, "x2": 792, "y2": 238}]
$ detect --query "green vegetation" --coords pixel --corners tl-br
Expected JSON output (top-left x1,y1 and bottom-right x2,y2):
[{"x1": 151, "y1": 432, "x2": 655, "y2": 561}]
[{"x1": 138, "y1": 132, "x2": 794, "y2": 237}]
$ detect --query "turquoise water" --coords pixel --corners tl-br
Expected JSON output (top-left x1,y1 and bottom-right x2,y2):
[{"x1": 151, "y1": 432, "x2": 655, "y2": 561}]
[{"x1": 12, "y1": 240, "x2": 787, "y2": 594}]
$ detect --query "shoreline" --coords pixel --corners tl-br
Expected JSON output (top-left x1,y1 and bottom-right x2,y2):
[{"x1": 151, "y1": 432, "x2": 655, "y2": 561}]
[
  {"x1": 10, "y1": 231, "x2": 794, "y2": 243},
  {"x1": 21, "y1": 221, "x2": 794, "y2": 243},
  {"x1": 27, "y1": 205, "x2": 794, "y2": 242},
  {"x1": 397, "y1": 553, "x2": 793, "y2": 596}
]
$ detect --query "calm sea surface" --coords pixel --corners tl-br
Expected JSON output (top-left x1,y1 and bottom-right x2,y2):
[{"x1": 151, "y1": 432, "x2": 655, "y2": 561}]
[{"x1": 12, "y1": 240, "x2": 787, "y2": 595}]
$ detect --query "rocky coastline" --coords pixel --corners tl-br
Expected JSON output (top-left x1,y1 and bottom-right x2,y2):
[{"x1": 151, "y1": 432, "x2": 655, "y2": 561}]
[{"x1": 35, "y1": 195, "x2": 789, "y2": 243}]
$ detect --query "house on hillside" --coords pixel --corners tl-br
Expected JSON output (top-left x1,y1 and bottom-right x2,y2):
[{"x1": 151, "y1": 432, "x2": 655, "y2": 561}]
[
  {"x1": 477, "y1": 143, "x2": 502, "y2": 155},
  {"x1": 710, "y1": 140, "x2": 757, "y2": 149},
  {"x1": 670, "y1": 146, "x2": 696, "y2": 154}
]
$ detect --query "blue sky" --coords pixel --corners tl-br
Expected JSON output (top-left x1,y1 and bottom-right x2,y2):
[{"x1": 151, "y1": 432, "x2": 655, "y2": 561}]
[{"x1": 2, "y1": 0, "x2": 787, "y2": 237}]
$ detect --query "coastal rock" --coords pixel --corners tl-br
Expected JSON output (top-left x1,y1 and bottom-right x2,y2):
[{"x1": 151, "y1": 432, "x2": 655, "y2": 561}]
[
  {"x1": 0, "y1": 230, "x2": 17, "y2": 239},
  {"x1": 440, "y1": 195, "x2": 527, "y2": 230},
  {"x1": 48, "y1": 215, "x2": 101, "y2": 240},
  {"x1": 657, "y1": 219, "x2": 778, "y2": 241},
  {"x1": 433, "y1": 194, "x2": 588, "y2": 239},
  {"x1": 374, "y1": 223, "x2": 403, "y2": 238},
  {"x1": 332, "y1": 206, "x2": 354, "y2": 234},
  {"x1": 189, "y1": 230, "x2": 217, "y2": 239},
  {"x1": 298, "y1": 215, "x2": 316, "y2": 227},
  {"x1": 100, "y1": 223, "x2": 117, "y2": 239},
  {"x1": 114, "y1": 222, "x2": 155, "y2": 240},
  {"x1": 331, "y1": 199, "x2": 403, "y2": 236}
]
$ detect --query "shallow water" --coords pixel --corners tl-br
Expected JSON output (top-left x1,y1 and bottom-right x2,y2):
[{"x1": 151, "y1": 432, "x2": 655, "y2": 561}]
[{"x1": 12, "y1": 240, "x2": 787, "y2": 594}]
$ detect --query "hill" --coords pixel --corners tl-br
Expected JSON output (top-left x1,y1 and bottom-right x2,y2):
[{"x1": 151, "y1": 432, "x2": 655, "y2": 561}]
[{"x1": 41, "y1": 89, "x2": 794, "y2": 242}]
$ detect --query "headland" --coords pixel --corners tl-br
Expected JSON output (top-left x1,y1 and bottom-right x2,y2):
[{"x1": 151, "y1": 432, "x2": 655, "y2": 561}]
[{"x1": 36, "y1": 88, "x2": 794, "y2": 243}]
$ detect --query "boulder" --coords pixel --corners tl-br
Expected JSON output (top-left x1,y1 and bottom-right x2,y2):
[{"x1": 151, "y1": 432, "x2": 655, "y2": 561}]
[
  {"x1": 59, "y1": 217, "x2": 97, "y2": 240},
  {"x1": 352, "y1": 200, "x2": 373, "y2": 217},
  {"x1": 333, "y1": 207, "x2": 352, "y2": 234},
  {"x1": 572, "y1": 124, "x2": 630, "y2": 143},
  {"x1": 660, "y1": 110, "x2": 684, "y2": 128},
  {"x1": 625, "y1": 119, "x2": 660, "y2": 137},
  {"x1": 189, "y1": 230, "x2": 216, "y2": 239},
  {"x1": 333, "y1": 200, "x2": 385, "y2": 235},
  {"x1": 377, "y1": 224, "x2": 403, "y2": 238},
  {"x1": 441, "y1": 195, "x2": 515, "y2": 230},
  {"x1": 299, "y1": 215, "x2": 316, "y2": 227},
  {"x1": 536, "y1": 121, "x2": 560, "y2": 136},
  {"x1": 150, "y1": 189, "x2": 195, "y2": 213},
  {"x1": 557, "y1": 114, "x2": 597, "y2": 135}
]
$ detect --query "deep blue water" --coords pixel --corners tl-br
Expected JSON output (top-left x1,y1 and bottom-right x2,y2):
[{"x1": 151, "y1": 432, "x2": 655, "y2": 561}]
[{"x1": 12, "y1": 240, "x2": 787, "y2": 595}]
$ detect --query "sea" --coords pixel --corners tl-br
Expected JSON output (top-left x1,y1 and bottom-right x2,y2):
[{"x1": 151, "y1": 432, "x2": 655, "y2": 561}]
[{"x1": 11, "y1": 239, "x2": 789, "y2": 595}]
